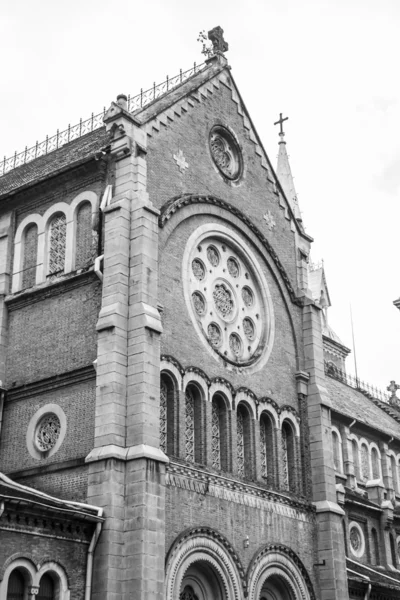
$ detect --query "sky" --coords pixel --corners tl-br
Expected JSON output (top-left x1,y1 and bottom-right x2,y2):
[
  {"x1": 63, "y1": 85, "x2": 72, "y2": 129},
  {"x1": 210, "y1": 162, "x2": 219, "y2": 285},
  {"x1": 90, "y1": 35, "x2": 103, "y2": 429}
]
[{"x1": 1, "y1": 0, "x2": 400, "y2": 391}]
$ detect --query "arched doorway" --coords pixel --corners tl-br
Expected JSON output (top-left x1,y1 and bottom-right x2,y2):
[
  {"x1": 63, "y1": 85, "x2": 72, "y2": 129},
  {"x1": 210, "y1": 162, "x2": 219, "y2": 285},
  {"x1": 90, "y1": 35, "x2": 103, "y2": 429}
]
[
  {"x1": 180, "y1": 561, "x2": 226, "y2": 599},
  {"x1": 260, "y1": 573, "x2": 294, "y2": 599}
]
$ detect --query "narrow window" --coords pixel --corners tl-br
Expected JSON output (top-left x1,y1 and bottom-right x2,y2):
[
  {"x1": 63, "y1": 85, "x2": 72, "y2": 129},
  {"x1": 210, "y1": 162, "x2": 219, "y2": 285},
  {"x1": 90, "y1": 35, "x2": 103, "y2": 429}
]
[
  {"x1": 332, "y1": 430, "x2": 341, "y2": 472},
  {"x1": 160, "y1": 379, "x2": 168, "y2": 454},
  {"x1": 211, "y1": 398, "x2": 221, "y2": 470},
  {"x1": 282, "y1": 420, "x2": 296, "y2": 492},
  {"x1": 185, "y1": 387, "x2": 195, "y2": 463},
  {"x1": 352, "y1": 439, "x2": 360, "y2": 479},
  {"x1": 371, "y1": 528, "x2": 379, "y2": 565},
  {"x1": 6, "y1": 569, "x2": 25, "y2": 600},
  {"x1": 22, "y1": 223, "x2": 38, "y2": 289},
  {"x1": 391, "y1": 455, "x2": 398, "y2": 494},
  {"x1": 260, "y1": 412, "x2": 274, "y2": 485},
  {"x1": 237, "y1": 404, "x2": 252, "y2": 478},
  {"x1": 75, "y1": 202, "x2": 93, "y2": 269},
  {"x1": 390, "y1": 533, "x2": 397, "y2": 567},
  {"x1": 361, "y1": 444, "x2": 370, "y2": 481},
  {"x1": 342, "y1": 520, "x2": 348, "y2": 556},
  {"x1": 371, "y1": 447, "x2": 380, "y2": 479},
  {"x1": 37, "y1": 574, "x2": 54, "y2": 600},
  {"x1": 48, "y1": 213, "x2": 66, "y2": 278}
]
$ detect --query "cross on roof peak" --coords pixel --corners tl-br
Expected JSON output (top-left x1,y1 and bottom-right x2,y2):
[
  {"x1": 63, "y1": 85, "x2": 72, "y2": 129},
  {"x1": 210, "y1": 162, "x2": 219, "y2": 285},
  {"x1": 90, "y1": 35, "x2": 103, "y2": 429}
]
[
  {"x1": 274, "y1": 113, "x2": 289, "y2": 136},
  {"x1": 387, "y1": 380, "x2": 400, "y2": 403}
]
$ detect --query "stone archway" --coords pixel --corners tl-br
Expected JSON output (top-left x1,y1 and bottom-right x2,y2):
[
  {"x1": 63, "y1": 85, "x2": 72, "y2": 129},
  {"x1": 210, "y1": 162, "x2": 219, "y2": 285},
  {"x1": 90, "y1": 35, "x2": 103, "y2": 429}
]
[{"x1": 259, "y1": 573, "x2": 295, "y2": 599}]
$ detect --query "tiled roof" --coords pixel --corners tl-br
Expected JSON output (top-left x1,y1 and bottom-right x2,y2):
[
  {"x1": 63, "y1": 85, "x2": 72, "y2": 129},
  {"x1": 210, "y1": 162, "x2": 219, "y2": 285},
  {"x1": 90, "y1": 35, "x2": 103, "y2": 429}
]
[
  {"x1": 347, "y1": 558, "x2": 400, "y2": 590},
  {"x1": 327, "y1": 377, "x2": 400, "y2": 439},
  {"x1": 0, "y1": 127, "x2": 110, "y2": 199}
]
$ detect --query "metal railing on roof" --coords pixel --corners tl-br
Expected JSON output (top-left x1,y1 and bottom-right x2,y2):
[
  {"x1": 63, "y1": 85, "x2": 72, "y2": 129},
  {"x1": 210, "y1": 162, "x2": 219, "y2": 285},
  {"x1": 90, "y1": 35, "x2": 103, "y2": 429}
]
[
  {"x1": 324, "y1": 360, "x2": 390, "y2": 403},
  {"x1": 0, "y1": 61, "x2": 206, "y2": 178}
]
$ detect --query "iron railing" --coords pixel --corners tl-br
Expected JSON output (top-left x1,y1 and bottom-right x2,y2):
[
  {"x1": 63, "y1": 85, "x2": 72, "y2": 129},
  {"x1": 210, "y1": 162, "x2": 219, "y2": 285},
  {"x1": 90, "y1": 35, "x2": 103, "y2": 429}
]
[
  {"x1": 324, "y1": 361, "x2": 390, "y2": 403},
  {"x1": 0, "y1": 62, "x2": 206, "y2": 178}
]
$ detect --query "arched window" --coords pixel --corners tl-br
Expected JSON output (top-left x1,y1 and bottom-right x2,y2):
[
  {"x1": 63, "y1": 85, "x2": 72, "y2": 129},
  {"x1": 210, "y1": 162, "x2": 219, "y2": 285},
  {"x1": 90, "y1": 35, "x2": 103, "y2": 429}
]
[
  {"x1": 371, "y1": 447, "x2": 380, "y2": 480},
  {"x1": 260, "y1": 412, "x2": 275, "y2": 486},
  {"x1": 22, "y1": 223, "x2": 38, "y2": 289},
  {"x1": 211, "y1": 394, "x2": 228, "y2": 472},
  {"x1": 48, "y1": 213, "x2": 66, "y2": 279},
  {"x1": 160, "y1": 374, "x2": 177, "y2": 456},
  {"x1": 75, "y1": 202, "x2": 93, "y2": 269},
  {"x1": 185, "y1": 385, "x2": 203, "y2": 464},
  {"x1": 332, "y1": 430, "x2": 341, "y2": 472},
  {"x1": 352, "y1": 439, "x2": 360, "y2": 479},
  {"x1": 342, "y1": 520, "x2": 348, "y2": 556},
  {"x1": 6, "y1": 569, "x2": 25, "y2": 600},
  {"x1": 237, "y1": 403, "x2": 252, "y2": 478},
  {"x1": 361, "y1": 444, "x2": 370, "y2": 481},
  {"x1": 371, "y1": 528, "x2": 379, "y2": 566},
  {"x1": 391, "y1": 455, "x2": 399, "y2": 494},
  {"x1": 180, "y1": 586, "x2": 199, "y2": 600},
  {"x1": 37, "y1": 574, "x2": 55, "y2": 600},
  {"x1": 281, "y1": 420, "x2": 296, "y2": 492}
]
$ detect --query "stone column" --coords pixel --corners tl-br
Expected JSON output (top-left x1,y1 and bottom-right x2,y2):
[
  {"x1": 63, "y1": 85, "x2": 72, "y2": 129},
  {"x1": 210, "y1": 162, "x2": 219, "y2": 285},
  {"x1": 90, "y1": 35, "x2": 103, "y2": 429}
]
[{"x1": 303, "y1": 301, "x2": 348, "y2": 600}]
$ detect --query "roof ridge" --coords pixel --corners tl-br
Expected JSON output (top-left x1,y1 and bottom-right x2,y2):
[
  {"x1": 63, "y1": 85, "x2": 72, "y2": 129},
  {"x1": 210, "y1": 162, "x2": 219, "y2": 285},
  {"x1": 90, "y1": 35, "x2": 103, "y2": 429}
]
[{"x1": 0, "y1": 61, "x2": 207, "y2": 179}]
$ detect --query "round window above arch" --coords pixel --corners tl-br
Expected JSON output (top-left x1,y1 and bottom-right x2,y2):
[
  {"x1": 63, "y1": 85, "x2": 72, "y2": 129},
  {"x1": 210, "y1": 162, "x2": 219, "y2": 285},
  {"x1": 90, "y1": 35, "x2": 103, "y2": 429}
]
[
  {"x1": 209, "y1": 125, "x2": 243, "y2": 181},
  {"x1": 349, "y1": 521, "x2": 365, "y2": 558},
  {"x1": 183, "y1": 224, "x2": 275, "y2": 374}
]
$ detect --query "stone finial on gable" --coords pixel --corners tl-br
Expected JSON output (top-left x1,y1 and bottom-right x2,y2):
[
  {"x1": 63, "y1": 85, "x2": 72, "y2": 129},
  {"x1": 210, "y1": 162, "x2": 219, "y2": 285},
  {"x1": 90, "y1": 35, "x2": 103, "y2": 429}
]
[
  {"x1": 208, "y1": 26, "x2": 229, "y2": 54},
  {"x1": 387, "y1": 380, "x2": 400, "y2": 408}
]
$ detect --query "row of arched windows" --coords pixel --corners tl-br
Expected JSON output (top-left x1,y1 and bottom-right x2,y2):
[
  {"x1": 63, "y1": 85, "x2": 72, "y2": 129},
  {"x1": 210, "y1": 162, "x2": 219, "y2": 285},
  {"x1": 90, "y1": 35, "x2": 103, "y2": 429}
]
[
  {"x1": 7, "y1": 570, "x2": 54, "y2": 600},
  {"x1": 332, "y1": 428, "x2": 383, "y2": 482},
  {"x1": 12, "y1": 191, "x2": 99, "y2": 293},
  {"x1": 160, "y1": 371, "x2": 300, "y2": 493}
]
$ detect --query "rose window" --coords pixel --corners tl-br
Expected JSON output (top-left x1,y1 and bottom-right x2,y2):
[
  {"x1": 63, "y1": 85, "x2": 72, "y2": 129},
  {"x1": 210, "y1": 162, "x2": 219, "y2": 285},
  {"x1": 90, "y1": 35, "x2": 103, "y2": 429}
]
[
  {"x1": 349, "y1": 522, "x2": 365, "y2": 558},
  {"x1": 35, "y1": 413, "x2": 61, "y2": 452},
  {"x1": 209, "y1": 125, "x2": 242, "y2": 180},
  {"x1": 188, "y1": 236, "x2": 269, "y2": 366}
]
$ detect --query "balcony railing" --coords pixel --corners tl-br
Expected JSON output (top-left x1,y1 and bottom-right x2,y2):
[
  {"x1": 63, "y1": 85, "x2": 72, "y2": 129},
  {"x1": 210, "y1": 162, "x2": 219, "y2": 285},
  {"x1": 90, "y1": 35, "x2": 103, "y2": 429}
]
[{"x1": 324, "y1": 361, "x2": 390, "y2": 403}]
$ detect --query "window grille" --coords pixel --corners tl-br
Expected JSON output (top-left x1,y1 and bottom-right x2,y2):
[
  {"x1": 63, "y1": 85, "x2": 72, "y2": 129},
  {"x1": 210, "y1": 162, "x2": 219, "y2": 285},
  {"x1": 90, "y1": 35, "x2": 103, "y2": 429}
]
[
  {"x1": 185, "y1": 388, "x2": 195, "y2": 463},
  {"x1": 237, "y1": 410, "x2": 244, "y2": 477},
  {"x1": 260, "y1": 419, "x2": 267, "y2": 478},
  {"x1": 75, "y1": 202, "x2": 93, "y2": 269},
  {"x1": 6, "y1": 570, "x2": 24, "y2": 600},
  {"x1": 211, "y1": 400, "x2": 221, "y2": 470},
  {"x1": 160, "y1": 381, "x2": 167, "y2": 453},
  {"x1": 37, "y1": 575, "x2": 54, "y2": 600},
  {"x1": 282, "y1": 426, "x2": 289, "y2": 489},
  {"x1": 48, "y1": 214, "x2": 66, "y2": 278}
]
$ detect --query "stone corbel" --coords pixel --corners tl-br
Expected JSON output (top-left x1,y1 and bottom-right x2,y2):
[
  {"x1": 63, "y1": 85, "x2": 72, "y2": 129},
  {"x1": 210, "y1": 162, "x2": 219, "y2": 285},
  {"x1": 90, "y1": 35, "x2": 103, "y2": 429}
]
[
  {"x1": 381, "y1": 499, "x2": 394, "y2": 528},
  {"x1": 296, "y1": 371, "x2": 309, "y2": 396}
]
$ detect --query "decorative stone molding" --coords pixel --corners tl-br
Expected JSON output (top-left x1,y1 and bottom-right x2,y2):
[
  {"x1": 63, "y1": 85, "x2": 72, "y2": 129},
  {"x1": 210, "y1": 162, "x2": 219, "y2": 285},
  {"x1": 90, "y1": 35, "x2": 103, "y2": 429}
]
[
  {"x1": 0, "y1": 557, "x2": 70, "y2": 600},
  {"x1": 165, "y1": 527, "x2": 245, "y2": 600},
  {"x1": 159, "y1": 194, "x2": 301, "y2": 306},
  {"x1": 26, "y1": 404, "x2": 67, "y2": 460},
  {"x1": 166, "y1": 461, "x2": 315, "y2": 519},
  {"x1": 247, "y1": 544, "x2": 315, "y2": 600},
  {"x1": 349, "y1": 521, "x2": 366, "y2": 558}
]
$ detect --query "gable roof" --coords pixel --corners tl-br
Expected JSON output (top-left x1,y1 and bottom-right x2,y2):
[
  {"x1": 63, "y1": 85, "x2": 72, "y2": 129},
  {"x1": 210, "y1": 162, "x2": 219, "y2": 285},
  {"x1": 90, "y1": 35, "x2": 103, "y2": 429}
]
[{"x1": 327, "y1": 376, "x2": 400, "y2": 440}]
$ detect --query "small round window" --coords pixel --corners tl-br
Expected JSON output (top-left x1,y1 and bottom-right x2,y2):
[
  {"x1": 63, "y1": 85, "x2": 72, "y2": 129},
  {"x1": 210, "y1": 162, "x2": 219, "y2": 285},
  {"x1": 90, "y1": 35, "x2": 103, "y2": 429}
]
[
  {"x1": 209, "y1": 125, "x2": 242, "y2": 181},
  {"x1": 36, "y1": 413, "x2": 61, "y2": 452}
]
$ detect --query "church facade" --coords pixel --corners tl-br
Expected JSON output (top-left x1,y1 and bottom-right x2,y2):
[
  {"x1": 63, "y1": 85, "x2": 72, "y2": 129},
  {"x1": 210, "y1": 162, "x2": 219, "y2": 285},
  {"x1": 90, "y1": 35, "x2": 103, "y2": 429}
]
[{"x1": 0, "y1": 26, "x2": 400, "y2": 600}]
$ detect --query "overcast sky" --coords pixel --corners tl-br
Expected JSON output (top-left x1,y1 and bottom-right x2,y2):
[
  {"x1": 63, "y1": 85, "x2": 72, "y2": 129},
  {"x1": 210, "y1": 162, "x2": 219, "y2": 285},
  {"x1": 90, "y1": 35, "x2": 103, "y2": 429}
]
[{"x1": 2, "y1": 0, "x2": 400, "y2": 391}]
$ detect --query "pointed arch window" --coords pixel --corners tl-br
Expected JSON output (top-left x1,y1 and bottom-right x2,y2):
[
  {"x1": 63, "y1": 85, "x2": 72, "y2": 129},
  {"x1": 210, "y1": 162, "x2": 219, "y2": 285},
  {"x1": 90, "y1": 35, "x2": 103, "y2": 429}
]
[
  {"x1": 282, "y1": 420, "x2": 296, "y2": 492},
  {"x1": 48, "y1": 213, "x2": 66, "y2": 279},
  {"x1": 22, "y1": 223, "x2": 38, "y2": 289},
  {"x1": 260, "y1": 412, "x2": 275, "y2": 485},
  {"x1": 332, "y1": 430, "x2": 341, "y2": 472},
  {"x1": 37, "y1": 574, "x2": 54, "y2": 600},
  {"x1": 6, "y1": 570, "x2": 25, "y2": 600},
  {"x1": 75, "y1": 201, "x2": 93, "y2": 269}
]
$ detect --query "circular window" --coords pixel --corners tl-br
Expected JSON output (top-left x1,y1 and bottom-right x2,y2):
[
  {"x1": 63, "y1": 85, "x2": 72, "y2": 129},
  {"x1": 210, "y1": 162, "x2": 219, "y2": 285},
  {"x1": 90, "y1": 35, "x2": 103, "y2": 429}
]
[
  {"x1": 184, "y1": 225, "x2": 275, "y2": 371},
  {"x1": 349, "y1": 522, "x2": 365, "y2": 558},
  {"x1": 209, "y1": 125, "x2": 242, "y2": 180},
  {"x1": 26, "y1": 404, "x2": 67, "y2": 460},
  {"x1": 36, "y1": 413, "x2": 61, "y2": 451}
]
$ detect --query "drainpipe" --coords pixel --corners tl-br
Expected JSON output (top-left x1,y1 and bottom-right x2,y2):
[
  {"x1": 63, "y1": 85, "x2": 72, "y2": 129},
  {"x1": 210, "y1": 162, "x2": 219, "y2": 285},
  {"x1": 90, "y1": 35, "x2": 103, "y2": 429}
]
[
  {"x1": 0, "y1": 384, "x2": 6, "y2": 442},
  {"x1": 85, "y1": 507, "x2": 103, "y2": 600}
]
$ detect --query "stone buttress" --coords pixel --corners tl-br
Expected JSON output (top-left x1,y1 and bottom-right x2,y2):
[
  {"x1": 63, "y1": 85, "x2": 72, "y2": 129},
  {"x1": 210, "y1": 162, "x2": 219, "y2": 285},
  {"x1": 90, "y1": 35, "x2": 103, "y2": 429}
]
[{"x1": 86, "y1": 96, "x2": 167, "y2": 600}]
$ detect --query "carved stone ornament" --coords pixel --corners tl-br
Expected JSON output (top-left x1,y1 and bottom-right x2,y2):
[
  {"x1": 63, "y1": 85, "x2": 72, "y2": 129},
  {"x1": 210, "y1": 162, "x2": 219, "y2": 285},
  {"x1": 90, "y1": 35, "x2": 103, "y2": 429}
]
[
  {"x1": 209, "y1": 126, "x2": 242, "y2": 180},
  {"x1": 208, "y1": 26, "x2": 229, "y2": 54},
  {"x1": 36, "y1": 413, "x2": 61, "y2": 452},
  {"x1": 185, "y1": 228, "x2": 275, "y2": 369}
]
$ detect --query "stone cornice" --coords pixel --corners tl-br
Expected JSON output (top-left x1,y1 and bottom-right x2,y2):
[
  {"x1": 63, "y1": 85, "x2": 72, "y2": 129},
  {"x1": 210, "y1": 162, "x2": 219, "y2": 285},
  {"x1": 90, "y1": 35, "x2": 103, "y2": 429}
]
[
  {"x1": 6, "y1": 365, "x2": 95, "y2": 402},
  {"x1": 159, "y1": 194, "x2": 302, "y2": 306},
  {"x1": 166, "y1": 461, "x2": 314, "y2": 518}
]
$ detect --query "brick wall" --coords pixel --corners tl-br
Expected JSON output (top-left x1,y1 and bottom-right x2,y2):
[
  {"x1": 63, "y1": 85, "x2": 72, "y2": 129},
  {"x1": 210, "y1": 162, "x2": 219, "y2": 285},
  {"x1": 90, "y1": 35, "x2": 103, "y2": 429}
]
[
  {"x1": 0, "y1": 378, "x2": 95, "y2": 480},
  {"x1": 6, "y1": 278, "x2": 101, "y2": 387},
  {"x1": 16, "y1": 465, "x2": 89, "y2": 502}
]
